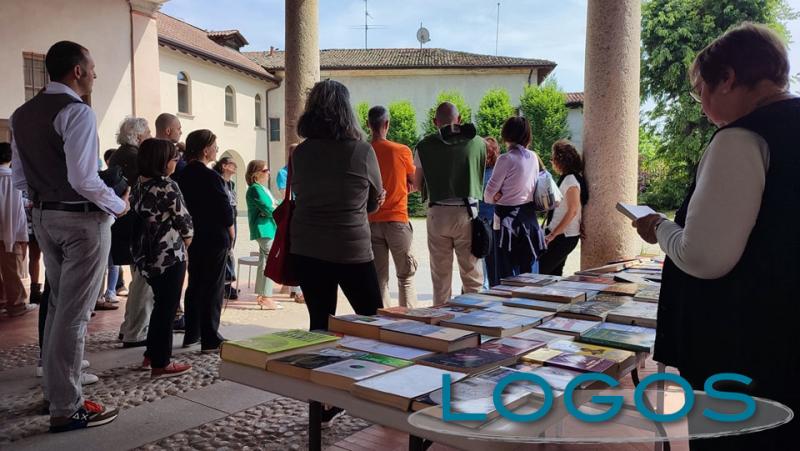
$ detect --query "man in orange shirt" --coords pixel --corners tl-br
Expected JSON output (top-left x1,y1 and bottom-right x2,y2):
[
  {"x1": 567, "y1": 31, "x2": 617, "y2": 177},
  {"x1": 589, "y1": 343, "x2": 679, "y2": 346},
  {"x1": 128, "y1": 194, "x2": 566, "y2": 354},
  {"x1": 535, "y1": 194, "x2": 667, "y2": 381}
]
[{"x1": 367, "y1": 106, "x2": 418, "y2": 308}]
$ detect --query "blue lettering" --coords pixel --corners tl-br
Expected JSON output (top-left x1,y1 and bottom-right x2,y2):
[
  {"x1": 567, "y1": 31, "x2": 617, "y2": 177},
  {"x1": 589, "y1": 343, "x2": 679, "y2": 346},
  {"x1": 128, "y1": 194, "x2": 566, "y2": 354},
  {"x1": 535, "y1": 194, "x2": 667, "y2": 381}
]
[
  {"x1": 441, "y1": 374, "x2": 488, "y2": 422},
  {"x1": 703, "y1": 373, "x2": 756, "y2": 422},
  {"x1": 634, "y1": 373, "x2": 695, "y2": 422},
  {"x1": 565, "y1": 373, "x2": 624, "y2": 422},
  {"x1": 493, "y1": 372, "x2": 554, "y2": 422}
]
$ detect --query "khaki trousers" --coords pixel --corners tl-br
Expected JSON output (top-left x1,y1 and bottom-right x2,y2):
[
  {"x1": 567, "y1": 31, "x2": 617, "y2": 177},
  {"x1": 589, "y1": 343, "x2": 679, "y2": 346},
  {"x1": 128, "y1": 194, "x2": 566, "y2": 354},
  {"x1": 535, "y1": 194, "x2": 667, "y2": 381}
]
[
  {"x1": 370, "y1": 221, "x2": 417, "y2": 308},
  {"x1": 426, "y1": 206, "x2": 483, "y2": 305},
  {"x1": 0, "y1": 241, "x2": 27, "y2": 310}
]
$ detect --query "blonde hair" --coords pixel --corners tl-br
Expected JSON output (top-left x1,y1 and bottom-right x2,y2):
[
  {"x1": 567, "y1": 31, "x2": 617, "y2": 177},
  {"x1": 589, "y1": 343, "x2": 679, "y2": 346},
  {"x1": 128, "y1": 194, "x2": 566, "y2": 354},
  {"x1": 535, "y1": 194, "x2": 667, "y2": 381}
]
[{"x1": 245, "y1": 160, "x2": 267, "y2": 186}]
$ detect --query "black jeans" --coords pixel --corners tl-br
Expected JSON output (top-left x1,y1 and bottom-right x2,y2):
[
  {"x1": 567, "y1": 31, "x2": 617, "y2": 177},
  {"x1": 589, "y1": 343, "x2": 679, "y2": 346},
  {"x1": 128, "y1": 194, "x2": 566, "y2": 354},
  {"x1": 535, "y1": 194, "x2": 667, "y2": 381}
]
[
  {"x1": 184, "y1": 244, "x2": 227, "y2": 349},
  {"x1": 538, "y1": 233, "x2": 579, "y2": 276},
  {"x1": 145, "y1": 262, "x2": 186, "y2": 368},
  {"x1": 294, "y1": 254, "x2": 383, "y2": 331}
]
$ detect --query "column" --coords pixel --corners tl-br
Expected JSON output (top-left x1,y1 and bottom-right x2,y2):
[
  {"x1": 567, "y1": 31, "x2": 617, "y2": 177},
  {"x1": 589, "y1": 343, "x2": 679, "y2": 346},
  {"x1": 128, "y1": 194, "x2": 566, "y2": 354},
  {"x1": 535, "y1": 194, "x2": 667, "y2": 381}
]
[
  {"x1": 284, "y1": 0, "x2": 320, "y2": 159},
  {"x1": 580, "y1": 0, "x2": 641, "y2": 269},
  {"x1": 129, "y1": 0, "x2": 165, "y2": 121}
]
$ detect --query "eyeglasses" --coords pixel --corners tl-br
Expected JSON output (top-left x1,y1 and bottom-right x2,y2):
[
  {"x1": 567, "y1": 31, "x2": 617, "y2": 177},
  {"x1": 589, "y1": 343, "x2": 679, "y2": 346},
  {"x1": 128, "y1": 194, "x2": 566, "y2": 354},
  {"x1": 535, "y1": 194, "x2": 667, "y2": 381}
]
[
  {"x1": 260, "y1": 168, "x2": 270, "y2": 173},
  {"x1": 689, "y1": 83, "x2": 703, "y2": 103}
]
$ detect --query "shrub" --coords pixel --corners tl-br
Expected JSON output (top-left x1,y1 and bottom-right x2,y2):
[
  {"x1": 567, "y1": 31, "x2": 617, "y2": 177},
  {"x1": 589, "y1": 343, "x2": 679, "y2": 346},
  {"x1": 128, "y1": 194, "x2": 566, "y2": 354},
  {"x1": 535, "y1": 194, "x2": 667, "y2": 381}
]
[
  {"x1": 423, "y1": 90, "x2": 473, "y2": 137},
  {"x1": 519, "y1": 80, "x2": 570, "y2": 171},
  {"x1": 476, "y1": 88, "x2": 515, "y2": 147}
]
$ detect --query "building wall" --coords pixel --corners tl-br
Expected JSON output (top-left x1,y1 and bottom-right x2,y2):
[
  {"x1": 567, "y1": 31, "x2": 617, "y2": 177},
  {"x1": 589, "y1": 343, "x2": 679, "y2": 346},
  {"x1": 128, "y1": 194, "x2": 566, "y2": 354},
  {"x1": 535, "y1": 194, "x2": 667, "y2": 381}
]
[
  {"x1": 567, "y1": 106, "x2": 584, "y2": 152},
  {"x1": 0, "y1": 0, "x2": 136, "y2": 151},
  {"x1": 159, "y1": 47, "x2": 272, "y2": 203}
]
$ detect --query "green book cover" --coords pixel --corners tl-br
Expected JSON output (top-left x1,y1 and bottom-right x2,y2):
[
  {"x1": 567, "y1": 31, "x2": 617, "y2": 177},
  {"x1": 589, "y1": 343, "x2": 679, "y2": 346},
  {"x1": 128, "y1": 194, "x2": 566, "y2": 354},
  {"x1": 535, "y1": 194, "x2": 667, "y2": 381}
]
[
  {"x1": 226, "y1": 330, "x2": 339, "y2": 355},
  {"x1": 579, "y1": 323, "x2": 655, "y2": 352},
  {"x1": 357, "y1": 353, "x2": 414, "y2": 368}
]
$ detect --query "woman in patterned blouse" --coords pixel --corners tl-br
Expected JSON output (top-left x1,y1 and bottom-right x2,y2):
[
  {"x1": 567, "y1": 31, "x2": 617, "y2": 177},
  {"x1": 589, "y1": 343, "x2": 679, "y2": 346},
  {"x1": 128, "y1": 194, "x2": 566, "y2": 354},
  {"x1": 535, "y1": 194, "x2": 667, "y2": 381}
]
[{"x1": 132, "y1": 138, "x2": 194, "y2": 379}]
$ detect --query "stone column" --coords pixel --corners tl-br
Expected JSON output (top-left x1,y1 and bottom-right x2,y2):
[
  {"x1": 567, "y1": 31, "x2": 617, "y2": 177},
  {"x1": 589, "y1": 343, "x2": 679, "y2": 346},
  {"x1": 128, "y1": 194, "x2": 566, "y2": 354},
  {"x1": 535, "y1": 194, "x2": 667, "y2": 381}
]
[
  {"x1": 129, "y1": 0, "x2": 164, "y2": 122},
  {"x1": 580, "y1": 0, "x2": 641, "y2": 269},
  {"x1": 284, "y1": 0, "x2": 320, "y2": 159}
]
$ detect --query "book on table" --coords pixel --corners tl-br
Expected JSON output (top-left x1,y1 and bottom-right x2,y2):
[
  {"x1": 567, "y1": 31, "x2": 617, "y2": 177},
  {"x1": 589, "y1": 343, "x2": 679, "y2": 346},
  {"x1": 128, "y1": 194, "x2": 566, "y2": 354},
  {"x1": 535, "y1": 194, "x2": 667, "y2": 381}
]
[
  {"x1": 536, "y1": 317, "x2": 602, "y2": 336},
  {"x1": 480, "y1": 336, "x2": 547, "y2": 357},
  {"x1": 557, "y1": 299, "x2": 628, "y2": 322},
  {"x1": 337, "y1": 335, "x2": 435, "y2": 360},
  {"x1": 352, "y1": 365, "x2": 467, "y2": 411},
  {"x1": 544, "y1": 352, "x2": 616, "y2": 375},
  {"x1": 327, "y1": 315, "x2": 400, "y2": 340},
  {"x1": 605, "y1": 300, "x2": 658, "y2": 328},
  {"x1": 379, "y1": 320, "x2": 480, "y2": 353},
  {"x1": 564, "y1": 274, "x2": 615, "y2": 284},
  {"x1": 546, "y1": 339, "x2": 637, "y2": 378},
  {"x1": 220, "y1": 329, "x2": 340, "y2": 369},
  {"x1": 550, "y1": 280, "x2": 612, "y2": 292},
  {"x1": 483, "y1": 304, "x2": 555, "y2": 322},
  {"x1": 309, "y1": 353, "x2": 412, "y2": 391},
  {"x1": 499, "y1": 274, "x2": 562, "y2": 287},
  {"x1": 433, "y1": 305, "x2": 480, "y2": 318},
  {"x1": 520, "y1": 347, "x2": 565, "y2": 364},
  {"x1": 509, "y1": 363, "x2": 586, "y2": 392},
  {"x1": 448, "y1": 293, "x2": 505, "y2": 309},
  {"x1": 616, "y1": 202, "x2": 657, "y2": 221},
  {"x1": 439, "y1": 310, "x2": 541, "y2": 337},
  {"x1": 416, "y1": 347, "x2": 518, "y2": 374},
  {"x1": 633, "y1": 285, "x2": 661, "y2": 303},
  {"x1": 482, "y1": 284, "x2": 519, "y2": 294},
  {"x1": 600, "y1": 283, "x2": 640, "y2": 296},
  {"x1": 377, "y1": 306, "x2": 455, "y2": 324},
  {"x1": 613, "y1": 272, "x2": 650, "y2": 285},
  {"x1": 411, "y1": 367, "x2": 534, "y2": 425},
  {"x1": 578, "y1": 322, "x2": 656, "y2": 353},
  {"x1": 502, "y1": 297, "x2": 570, "y2": 313},
  {"x1": 574, "y1": 261, "x2": 634, "y2": 276},
  {"x1": 511, "y1": 286, "x2": 586, "y2": 303},
  {"x1": 512, "y1": 328, "x2": 575, "y2": 344},
  {"x1": 266, "y1": 348, "x2": 366, "y2": 380}
]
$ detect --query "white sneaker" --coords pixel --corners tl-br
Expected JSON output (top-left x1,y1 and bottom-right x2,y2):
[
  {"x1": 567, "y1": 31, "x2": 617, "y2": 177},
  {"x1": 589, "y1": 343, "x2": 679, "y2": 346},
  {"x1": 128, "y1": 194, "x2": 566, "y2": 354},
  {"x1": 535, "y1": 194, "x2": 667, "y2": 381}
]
[
  {"x1": 81, "y1": 359, "x2": 90, "y2": 370},
  {"x1": 37, "y1": 360, "x2": 90, "y2": 377},
  {"x1": 104, "y1": 293, "x2": 120, "y2": 303},
  {"x1": 80, "y1": 372, "x2": 99, "y2": 385}
]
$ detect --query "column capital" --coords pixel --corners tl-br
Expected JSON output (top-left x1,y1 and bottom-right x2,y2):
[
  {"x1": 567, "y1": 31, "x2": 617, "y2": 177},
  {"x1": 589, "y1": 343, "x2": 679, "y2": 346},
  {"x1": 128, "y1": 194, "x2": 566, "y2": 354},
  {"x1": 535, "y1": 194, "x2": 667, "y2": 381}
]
[{"x1": 129, "y1": 0, "x2": 167, "y2": 17}]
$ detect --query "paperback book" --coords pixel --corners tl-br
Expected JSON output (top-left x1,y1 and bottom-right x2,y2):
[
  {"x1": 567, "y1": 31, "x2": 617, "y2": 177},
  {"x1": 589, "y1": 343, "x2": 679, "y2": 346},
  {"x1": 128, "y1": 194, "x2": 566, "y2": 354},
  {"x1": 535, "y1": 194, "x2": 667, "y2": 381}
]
[
  {"x1": 551, "y1": 281, "x2": 611, "y2": 292},
  {"x1": 633, "y1": 285, "x2": 661, "y2": 303},
  {"x1": 520, "y1": 347, "x2": 564, "y2": 364},
  {"x1": 338, "y1": 336, "x2": 434, "y2": 360},
  {"x1": 328, "y1": 315, "x2": 400, "y2": 339},
  {"x1": 220, "y1": 330, "x2": 339, "y2": 369},
  {"x1": 511, "y1": 286, "x2": 586, "y2": 303},
  {"x1": 544, "y1": 352, "x2": 616, "y2": 375},
  {"x1": 416, "y1": 347, "x2": 518, "y2": 374},
  {"x1": 377, "y1": 306, "x2": 455, "y2": 324},
  {"x1": 546, "y1": 339, "x2": 637, "y2": 378},
  {"x1": 502, "y1": 297, "x2": 570, "y2": 313},
  {"x1": 448, "y1": 294, "x2": 504, "y2": 309},
  {"x1": 512, "y1": 328, "x2": 574, "y2": 344},
  {"x1": 352, "y1": 365, "x2": 467, "y2": 411},
  {"x1": 537, "y1": 317, "x2": 601, "y2": 336},
  {"x1": 266, "y1": 348, "x2": 366, "y2": 380},
  {"x1": 309, "y1": 358, "x2": 399, "y2": 391},
  {"x1": 605, "y1": 301, "x2": 658, "y2": 328},
  {"x1": 480, "y1": 336, "x2": 546, "y2": 357},
  {"x1": 483, "y1": 304, "x2": 555, "y2": 322},
  {"x1": 579, "y1": 323, "x2": 656, "y2": 353},
  {"x1": 558, "y1": 299, "x2": 627, "y2": 321},
  {"x1": 379, "y1": 320, "x2": 480, "y2": 353},
  {"x1": 439, "y1": 310, "x2": 540, "y2": 337}
]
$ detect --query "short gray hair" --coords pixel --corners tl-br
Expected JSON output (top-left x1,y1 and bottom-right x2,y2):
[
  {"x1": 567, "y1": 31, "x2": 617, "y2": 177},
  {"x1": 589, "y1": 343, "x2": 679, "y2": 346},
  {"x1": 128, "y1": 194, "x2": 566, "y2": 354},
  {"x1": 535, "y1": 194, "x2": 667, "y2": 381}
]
[
  {"x1": 367, "y1": 105, "x2": 389, "y2": 131},
  {"x1": 116, "y1": 117, "x2": 149, "y2": 146}
]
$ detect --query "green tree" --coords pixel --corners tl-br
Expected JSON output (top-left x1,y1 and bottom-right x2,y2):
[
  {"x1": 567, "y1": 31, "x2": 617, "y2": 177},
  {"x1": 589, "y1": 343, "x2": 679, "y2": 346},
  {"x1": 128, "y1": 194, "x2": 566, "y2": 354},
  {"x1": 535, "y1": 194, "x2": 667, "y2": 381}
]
[
  {"x1": 518, "y1": 79, "x2": 570, "y2": 170},
  {"x1": 476, "y1": 88, "x2": 515, "y2": 146},
  {"x1": 423, "y1": 90, "x2": 473, "y2": 136},
  {"x1": 641, "y1": 0, "x2": 796, "y2": 208},
  {"x1": 386, "y1": 101, "x2": 419, "y2": 147},
  {"x1": 355, "y1": 101, "x2": 371, "y2": 139}
]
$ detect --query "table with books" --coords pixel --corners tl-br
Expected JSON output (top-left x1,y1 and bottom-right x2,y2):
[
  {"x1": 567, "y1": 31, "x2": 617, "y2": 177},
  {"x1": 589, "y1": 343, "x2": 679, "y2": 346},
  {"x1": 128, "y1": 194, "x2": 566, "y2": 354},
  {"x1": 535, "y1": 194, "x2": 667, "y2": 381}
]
[{"x1": 220, "y1": 258, "x2": 669, "y2": 451}]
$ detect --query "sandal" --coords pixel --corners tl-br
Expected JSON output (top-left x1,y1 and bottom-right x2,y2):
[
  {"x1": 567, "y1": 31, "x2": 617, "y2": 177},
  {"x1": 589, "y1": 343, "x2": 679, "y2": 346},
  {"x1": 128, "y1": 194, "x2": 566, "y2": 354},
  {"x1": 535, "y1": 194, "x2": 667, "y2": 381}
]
[
  {"x1": 290, "y1": 292, "x2": 306, "y2": 304},
  {"x1": 257, "y1": 296, "x2": 284, "y2": 310}
]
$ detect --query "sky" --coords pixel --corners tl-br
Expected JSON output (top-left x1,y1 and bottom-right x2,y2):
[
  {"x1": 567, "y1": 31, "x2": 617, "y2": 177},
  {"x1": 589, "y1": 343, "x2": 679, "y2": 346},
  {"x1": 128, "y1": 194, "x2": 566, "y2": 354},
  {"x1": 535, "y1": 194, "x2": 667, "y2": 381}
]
[{"x1": 162, "y1": 0, "x2": 800, "y2": 93}]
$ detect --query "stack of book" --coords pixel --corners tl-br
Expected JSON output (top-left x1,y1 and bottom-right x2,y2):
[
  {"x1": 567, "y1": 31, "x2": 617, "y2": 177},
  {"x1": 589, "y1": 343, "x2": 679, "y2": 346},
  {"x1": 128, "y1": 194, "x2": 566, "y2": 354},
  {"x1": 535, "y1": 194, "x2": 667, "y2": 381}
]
[{"x1": 220, "y1": 329, "x2": 340, "y2": 369}]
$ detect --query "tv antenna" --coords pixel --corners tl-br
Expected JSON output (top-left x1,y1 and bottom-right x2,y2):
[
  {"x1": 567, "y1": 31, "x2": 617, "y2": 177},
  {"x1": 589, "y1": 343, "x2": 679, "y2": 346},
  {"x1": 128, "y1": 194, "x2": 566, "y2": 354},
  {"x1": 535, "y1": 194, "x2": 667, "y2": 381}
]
[
  {"x1": 416, "y1": 23, "x2": 430, "y2": 49},
  {"x1": 349, "y1": 0, "x2": 385, "y2": 49},
  {"x1": 495, "y1": 2, "x2": 500, "y2": 55}
]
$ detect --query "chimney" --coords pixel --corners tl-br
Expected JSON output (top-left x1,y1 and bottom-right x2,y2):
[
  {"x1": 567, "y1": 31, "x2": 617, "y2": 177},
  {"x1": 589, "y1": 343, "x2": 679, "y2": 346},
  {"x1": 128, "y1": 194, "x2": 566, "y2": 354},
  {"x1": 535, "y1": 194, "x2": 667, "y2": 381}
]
[{"x1": 269, "y1": 46, "x2": 274, "y2": 56}]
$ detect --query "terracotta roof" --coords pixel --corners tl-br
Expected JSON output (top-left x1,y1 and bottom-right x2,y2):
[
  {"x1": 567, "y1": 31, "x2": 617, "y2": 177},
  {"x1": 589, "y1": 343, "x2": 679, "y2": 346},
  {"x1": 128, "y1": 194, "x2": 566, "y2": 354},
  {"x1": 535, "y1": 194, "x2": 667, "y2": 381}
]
[
  {"x1": 565, "y1": 92, "x2": 584, "y2": 107},
  {"x1": 156, "y1": 13, "x2": 276, "y2": 82},
  {"x1": 245, "y1": 48, "x2": 555, "y2": 75}
]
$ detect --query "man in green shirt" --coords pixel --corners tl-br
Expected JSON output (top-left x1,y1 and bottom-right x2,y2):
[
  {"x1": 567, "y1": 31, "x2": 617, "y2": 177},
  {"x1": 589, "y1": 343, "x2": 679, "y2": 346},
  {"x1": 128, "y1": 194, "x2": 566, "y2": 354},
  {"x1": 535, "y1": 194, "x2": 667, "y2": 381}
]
[{"x1": 414, "y1": 103, "x2": 486, "y2": 305}]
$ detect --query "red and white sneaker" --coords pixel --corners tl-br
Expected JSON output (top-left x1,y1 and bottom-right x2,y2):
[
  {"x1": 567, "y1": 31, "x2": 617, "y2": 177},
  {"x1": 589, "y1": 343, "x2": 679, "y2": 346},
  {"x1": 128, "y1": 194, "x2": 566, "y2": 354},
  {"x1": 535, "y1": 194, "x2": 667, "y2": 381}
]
[
  {"x1": 151, "y1": 362, "x2": 192, "y2": 379},
  {"x1": 141, "y1": 357, "x2": 151, "y2": 371}
]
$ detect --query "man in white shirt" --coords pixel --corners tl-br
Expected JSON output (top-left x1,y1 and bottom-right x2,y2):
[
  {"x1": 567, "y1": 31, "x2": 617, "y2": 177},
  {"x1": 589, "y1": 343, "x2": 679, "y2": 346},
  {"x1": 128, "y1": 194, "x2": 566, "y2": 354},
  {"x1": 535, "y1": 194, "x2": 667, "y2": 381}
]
[
  {"x1": 0, "y1": 143, "x2": 32, "y2": 317},
  {"x1": 10, "y1": 41, "x2": 127, "y2": 433}
]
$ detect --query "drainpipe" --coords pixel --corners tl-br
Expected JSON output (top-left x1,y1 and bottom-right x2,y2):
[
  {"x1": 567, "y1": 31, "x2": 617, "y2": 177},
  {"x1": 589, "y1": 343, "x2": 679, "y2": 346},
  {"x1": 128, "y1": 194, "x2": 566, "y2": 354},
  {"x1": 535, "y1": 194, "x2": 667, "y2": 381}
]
[
  {"x1": 264, "y1": 78, "x2": 281, "y2": 190},
  {"x1": 129, "y1": 2, "x2": 137, "y2": 116}
]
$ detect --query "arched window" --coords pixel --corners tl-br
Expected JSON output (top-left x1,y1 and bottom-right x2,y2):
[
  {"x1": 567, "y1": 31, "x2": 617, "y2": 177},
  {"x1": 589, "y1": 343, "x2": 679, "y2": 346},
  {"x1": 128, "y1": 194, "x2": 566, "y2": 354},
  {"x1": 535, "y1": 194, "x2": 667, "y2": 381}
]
[
  {"x1": 254, "y1": 94, "x2": 263, "y2": 127},
  {"x1": 177, "y1": 71, "x2": 191, "y2": 114},
  {"x1": 225, "y1": 85, "x2": 236, "y2": 123}
]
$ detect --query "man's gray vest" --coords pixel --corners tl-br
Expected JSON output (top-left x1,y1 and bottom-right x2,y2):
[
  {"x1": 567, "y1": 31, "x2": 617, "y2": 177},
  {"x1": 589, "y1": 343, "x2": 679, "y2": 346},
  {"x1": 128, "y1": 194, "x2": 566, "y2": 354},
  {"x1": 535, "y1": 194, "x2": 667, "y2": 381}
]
[{"x1": 11, "y1": 92, "x2": 87, "y2": 202}]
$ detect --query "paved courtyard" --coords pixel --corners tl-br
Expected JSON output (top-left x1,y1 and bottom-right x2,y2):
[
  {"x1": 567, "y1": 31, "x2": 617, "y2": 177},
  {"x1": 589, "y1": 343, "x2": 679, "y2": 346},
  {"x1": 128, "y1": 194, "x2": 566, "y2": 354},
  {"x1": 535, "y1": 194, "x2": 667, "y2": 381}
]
[{"x1": 0, "y1": 217, "x2": 668, "y2": 450}]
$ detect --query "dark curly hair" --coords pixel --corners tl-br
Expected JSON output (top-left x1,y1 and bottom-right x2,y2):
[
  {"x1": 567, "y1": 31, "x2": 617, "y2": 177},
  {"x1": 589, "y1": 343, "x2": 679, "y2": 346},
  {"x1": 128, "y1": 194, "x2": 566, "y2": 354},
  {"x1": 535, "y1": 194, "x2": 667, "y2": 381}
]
[
  {"x1": 551, "y1": 139, "x2": 583, "y2": 176},
  {"x1": 297, "y1": 80, "x2": 363, "y2": 141}
]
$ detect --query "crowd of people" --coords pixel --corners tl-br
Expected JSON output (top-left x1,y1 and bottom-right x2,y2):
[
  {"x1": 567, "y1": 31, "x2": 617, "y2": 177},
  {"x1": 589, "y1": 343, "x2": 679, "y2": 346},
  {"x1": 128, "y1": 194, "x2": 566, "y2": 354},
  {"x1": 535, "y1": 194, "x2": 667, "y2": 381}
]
[{"x1": 1, "y1": 21, "x2": 795, "y2": 446}]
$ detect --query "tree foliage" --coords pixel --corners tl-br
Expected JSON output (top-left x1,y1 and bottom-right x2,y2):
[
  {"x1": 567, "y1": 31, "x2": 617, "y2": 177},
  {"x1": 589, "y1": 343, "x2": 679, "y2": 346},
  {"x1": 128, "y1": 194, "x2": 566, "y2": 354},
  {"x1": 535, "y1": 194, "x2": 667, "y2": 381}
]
[
  {"x1": 518, "y1": 79, "x2": 570, "y2": 171},
  {"x1": 476, "y1": 88, "x2": 515, "y2": 147},
  {"x1": 355, "y1": 101, "x2": 371, "y2": 139},
  {"x1": 641, "y1": 0, "x2": 796, "y2": 208},
  {"x1": 386, "y1": 101, "x2": 425, "y2": 217},
  {"x1": 424, "y1": 90, "x2": 473, "y2": 137}
]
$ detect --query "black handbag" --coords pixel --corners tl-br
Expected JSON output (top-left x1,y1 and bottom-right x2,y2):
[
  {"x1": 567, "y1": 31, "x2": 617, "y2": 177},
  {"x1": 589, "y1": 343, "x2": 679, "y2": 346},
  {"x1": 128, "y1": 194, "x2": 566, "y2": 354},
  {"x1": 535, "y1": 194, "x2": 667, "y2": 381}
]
[{"x1": 465, "y1": 199, "x2": 492, "y2": 259}]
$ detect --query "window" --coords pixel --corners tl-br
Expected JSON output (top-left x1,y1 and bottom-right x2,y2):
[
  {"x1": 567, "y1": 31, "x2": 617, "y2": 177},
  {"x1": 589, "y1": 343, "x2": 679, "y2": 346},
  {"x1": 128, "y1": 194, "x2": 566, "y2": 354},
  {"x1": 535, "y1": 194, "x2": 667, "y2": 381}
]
[
  {"x1": 269, "y1": 118, "x2": 280, "y2": 142},
  {"x1": 254, "y1": 94, "x2": 263, "y2": 128},
  {"x1": 177, "y1": 71, "x2": 190, "y2": 114},
  {"x1": 225, "y1": 85, "x2": 236, "y2": 123},
  {"x1": 23, "y1": 53, "x2": 49, "y2": 101}
]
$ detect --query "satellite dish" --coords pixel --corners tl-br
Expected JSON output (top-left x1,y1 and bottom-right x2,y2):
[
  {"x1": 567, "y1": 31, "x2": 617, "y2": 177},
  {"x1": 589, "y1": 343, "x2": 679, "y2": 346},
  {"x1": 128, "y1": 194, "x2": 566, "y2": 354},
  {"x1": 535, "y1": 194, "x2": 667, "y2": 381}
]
[{"x1": 417, "y1": 26, "x2": 431, "y2": 45}]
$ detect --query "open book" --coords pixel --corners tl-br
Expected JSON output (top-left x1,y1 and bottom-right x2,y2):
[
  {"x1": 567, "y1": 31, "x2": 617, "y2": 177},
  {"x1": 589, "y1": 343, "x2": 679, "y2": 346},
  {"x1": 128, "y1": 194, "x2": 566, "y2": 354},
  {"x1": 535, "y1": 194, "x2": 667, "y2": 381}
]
[{"x1": 616, "y1": 202, "x2": 657, "y2": 221}]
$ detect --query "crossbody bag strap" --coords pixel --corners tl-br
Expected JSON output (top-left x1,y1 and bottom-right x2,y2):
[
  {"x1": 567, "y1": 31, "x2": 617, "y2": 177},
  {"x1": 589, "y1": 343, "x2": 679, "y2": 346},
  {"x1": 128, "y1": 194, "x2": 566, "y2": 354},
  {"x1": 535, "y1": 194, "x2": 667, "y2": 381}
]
[{"x1": 283, "y1": 154, "x2": 293, "y2": 202}]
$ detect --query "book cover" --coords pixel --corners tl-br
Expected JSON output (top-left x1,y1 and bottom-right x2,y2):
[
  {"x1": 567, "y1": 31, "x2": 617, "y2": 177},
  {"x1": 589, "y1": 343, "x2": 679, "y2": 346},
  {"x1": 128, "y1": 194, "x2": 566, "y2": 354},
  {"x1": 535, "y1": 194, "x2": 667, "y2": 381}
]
[
  {"x1": 331, "y1": 314, "x2": 398, "y2": 327},
  {"x1": 328, "y1": 315, "x2": 400, "y2": 339},
  {"x1": 500, "y1": 274, "x2": 562, "y2": 287},
  {"x1": 353, "y1": 365, "x2": 467, "y2": 408},
  {"x1": 545, "y1": 352, "x2": 616, "y2": 374},
  {"x1": 546, "y1": 339, "x2": 635, "y2": 364},
  {"x1": 448, "y1": 294, "x2": 504, "y2": 309},
  {"x1": 338, "y1": 336, "x2": 433, "y2": 360},
  {"x1": 221, "y1": 330, "x2": 339, "y2": 368},
  {"x1": 502, "y1": 297, "x2": 569, "y2": 312},
  {"x1": 559, "y1": 300, "x2": 626, "y2": 321},
  {"x1": 417, "y1": 347, "x2": 516, "y2": 373},
  {"x1": 537, "y1": 317, "x2": 601, "y2": 336},
  {"x1": 481, "y1": 337, "x2": 546, "y2": 357},
  {"x1": 356, "y1": 353, "x2": 413, "y2": 368},
  {"x1": 484, "y1": 304, "x2": 554, "y2": 321},
  {"x1": 614, "y1": 272, "x2": 650, "y2": 285},
  {"x1": 521, "y1": 348, "x2": 564, "y2": 364},
  {"x1": 512, "y1": 328, "x2": 574, "y2": 343},
  {"x1": 380, "y1": 320, "x2": 475, "y2": 340},
  {"x1": 601, "y1": 283, "x2": 639, "y2": 296},
  {"x1": 606, "y1": 300, "x2": 658, "y2": 328},
  {"x1": 551, "y1": 281, "x2": 611, "y2": 292},
  {"x1": 633, "y1": 285, "x2": 661, "y2": 303},
  {"x1": 616, "y1": 202, "x2": 656, "y2": 221},
  {"x1": 269, "y1": 348, "x2": 365, "y2": 370},
  {"x1": 418, "y1": 368, "x2": 532, "y2": 419},
  {"x1": 310, "y1": 359, "x2": 395, "y2": 387},
  {"x1": 441, "y1": 310, "x2": 540, "y2": 329},
  {"x1": 564, "y1": 275, "x2": 615, "y2": 284},
  {"x1": 511, "y1": 286, "x2": 586, "y2": 303},
  {"x1": 377, "y1": 306, "x2": 454, "y2": 324},
  {"x1": 525, "y1": 365, "x2": 585, "y2": 391},
  {"x1": 434, "y1": 305, "x2": 479, "y2": 318},
  {"x1": 579, "y1": 323, "x2": 656, "y2": 352},
  {"x1": 478, "y1": 288, "x2": 513, "y2": 297}
]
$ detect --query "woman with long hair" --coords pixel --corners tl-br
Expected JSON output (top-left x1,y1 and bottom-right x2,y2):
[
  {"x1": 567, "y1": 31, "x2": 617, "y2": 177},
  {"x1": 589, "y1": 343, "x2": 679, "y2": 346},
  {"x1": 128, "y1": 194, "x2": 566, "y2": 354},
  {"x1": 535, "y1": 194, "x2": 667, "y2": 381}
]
[
  {"x1": 245, "y1": 160, "x2": 281, "y2": 310},
  {"x1": 479, "y1": 137, "x2": 500, "y2": 287},
  {"x1": 213, "y1": 156, "x2": 239, "y2": 299},
  {"x1": 173, "y1": 130, "x2": 234, "y2": 353},
  {"x1": 539, "y1": 139, "x2": 587, "y2": 276}
]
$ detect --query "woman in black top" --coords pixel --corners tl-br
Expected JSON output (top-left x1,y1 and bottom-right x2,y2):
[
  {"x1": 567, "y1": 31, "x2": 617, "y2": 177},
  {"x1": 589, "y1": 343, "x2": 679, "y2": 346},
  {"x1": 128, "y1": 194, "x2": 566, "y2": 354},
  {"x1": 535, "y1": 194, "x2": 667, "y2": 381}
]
[{"x1": 173, "y1": 130, "x2": 234, "y2": 352}]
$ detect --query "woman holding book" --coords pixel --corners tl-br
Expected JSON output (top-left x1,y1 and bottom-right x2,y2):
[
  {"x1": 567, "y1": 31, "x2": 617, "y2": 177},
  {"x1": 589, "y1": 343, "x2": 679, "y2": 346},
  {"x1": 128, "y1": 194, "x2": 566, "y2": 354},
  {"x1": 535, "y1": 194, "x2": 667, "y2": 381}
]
[
  {"x1": 290, "y1": 80, "x2": 385, "y2": 331},
  {"x1": 245, "y1": 160, "x2": 282, "y2": 310},
  {"x1": 483, "y1": 116, "x2": 544, "y2": 281},
  {"x1": 539, "y1": 139, "x2": 588, "y2": 276},
  {"x1": 132, "y1": 138, "x2": 193, "y2": 378},
  {"x1": 633, "y1": 23, "x2": 798, "y2": 449}
]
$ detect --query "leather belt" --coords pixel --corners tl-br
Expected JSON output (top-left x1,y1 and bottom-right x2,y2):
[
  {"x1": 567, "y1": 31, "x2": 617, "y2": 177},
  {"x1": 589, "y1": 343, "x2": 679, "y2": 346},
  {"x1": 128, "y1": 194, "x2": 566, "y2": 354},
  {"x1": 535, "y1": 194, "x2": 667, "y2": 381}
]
[{"x1": 35, "y1": 201, "x2": 102, "y2": 213}]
